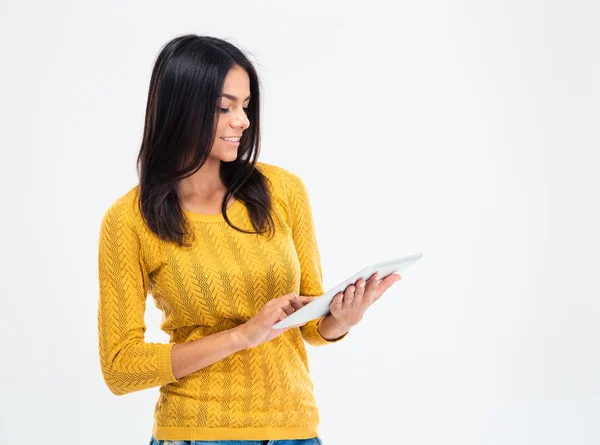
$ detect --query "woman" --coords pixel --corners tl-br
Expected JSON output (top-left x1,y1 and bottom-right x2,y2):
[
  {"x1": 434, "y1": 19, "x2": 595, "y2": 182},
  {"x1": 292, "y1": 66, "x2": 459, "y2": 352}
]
[{"x1": 97, "y1": 34, "x2": 401, "y2": 445}]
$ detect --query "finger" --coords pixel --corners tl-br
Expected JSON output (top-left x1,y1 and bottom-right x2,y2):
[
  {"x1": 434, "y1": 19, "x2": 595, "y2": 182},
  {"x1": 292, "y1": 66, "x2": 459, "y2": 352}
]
[
  {"x1": 298, "y1": 296, "x2": 318, "y2": 304},
  {"x1": 286, "y1": 294, "x2": 304, "y2": 311},
  {"x1": 332, "y1": 292, "x2": 344, "y2": 307},
  {"x1": 367, "y1": 272, "x2": 381, "y2": 284},
  {"x1": 377, "y1": 273, "x2": 402, "y2": 293},
  {"x1": 366, "y1": 273, "x2": 380, "y2": 293},
  {"x1": 270, "y1": 307, "x2": 287, "y2": 324},
  {"x1": 290, "y1": 297, "x2": 304, "y2": 311},
  {"x1": 281, "y1": 301, "x2": 296, "y2": 316},
  {"x1": 283, "y1": 293, "x2": 316, "y2": 305},
  {"x1": 344, "y1": 285, "x2": 355, "y2": 309},
  {"x1": 270, "y1": 310, "x2": 308, "y2": 331},
  {"x1": 354, "y1": 279, "x2": 366, "y2": 297},
  {"x1": 269, "y1": 309, "x2": 299, "y2": 327},
  {"x1": 385, "y1": 272, "x2": 402, "y2": 282},
  {"x1": 361, "y1": 274, "x2": 378, "y2": 303},
  {"x1": 354, "y1": 278, "x2": 368, "y2": 305}
]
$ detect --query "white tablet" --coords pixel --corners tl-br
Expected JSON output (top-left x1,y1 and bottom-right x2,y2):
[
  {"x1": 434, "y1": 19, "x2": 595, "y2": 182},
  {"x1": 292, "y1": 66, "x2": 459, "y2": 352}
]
[{"x1": 272, "y1": 253, "x2": 423, "y2": 329}]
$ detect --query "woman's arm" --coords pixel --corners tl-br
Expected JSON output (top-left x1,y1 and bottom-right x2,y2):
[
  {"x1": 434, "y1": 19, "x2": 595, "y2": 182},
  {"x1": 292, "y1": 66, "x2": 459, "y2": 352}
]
[
  {"x1": 170, "y1": 327, "x2": 247, "y2": 380},
  {"x1": 277, "y1": 166, "x2": 351, "y2": 346},
  {"x1": 98, "y1": 199, "x2": 248, "y2": 394}
]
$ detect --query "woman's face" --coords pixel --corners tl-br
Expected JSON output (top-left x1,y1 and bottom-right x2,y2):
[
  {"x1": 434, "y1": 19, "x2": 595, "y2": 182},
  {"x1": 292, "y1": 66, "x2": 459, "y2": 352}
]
[{"x1": 209, "y1": 65, "x2": 251, "y2": 162}]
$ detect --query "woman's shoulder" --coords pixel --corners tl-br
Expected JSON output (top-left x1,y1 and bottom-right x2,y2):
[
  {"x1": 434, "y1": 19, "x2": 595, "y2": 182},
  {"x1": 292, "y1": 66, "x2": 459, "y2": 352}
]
[
  {"x1": 254, "y1": 160, "x2": 284, "y2": 178},
  {"x1": 100, "y1": 185, "x2": 142, "y2": 228},
  {"x1": 254, "y1": 161, "x2": 305, "y2": 193}
]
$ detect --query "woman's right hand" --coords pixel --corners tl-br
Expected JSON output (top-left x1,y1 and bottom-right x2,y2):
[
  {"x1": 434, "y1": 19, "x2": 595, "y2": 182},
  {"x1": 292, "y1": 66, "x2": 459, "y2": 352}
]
[{"x1": 235, "y1": 293, "x2": 318, "y2": 349}]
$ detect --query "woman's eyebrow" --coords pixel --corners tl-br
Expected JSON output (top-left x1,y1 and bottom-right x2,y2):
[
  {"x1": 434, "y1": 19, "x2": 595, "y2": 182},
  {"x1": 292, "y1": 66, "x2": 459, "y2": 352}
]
[{"x1": 221, "y1": 93, "x2": 252, "y2": 102}]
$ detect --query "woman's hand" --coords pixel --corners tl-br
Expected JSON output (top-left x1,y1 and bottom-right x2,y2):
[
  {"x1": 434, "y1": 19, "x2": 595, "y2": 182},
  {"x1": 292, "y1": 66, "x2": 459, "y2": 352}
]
[
  {"x1": 329, "y1": 272, "x2": 402, "y2": 329},
  {"x1": 236, "y1": 293, "x2": 318, "y2": 349}
]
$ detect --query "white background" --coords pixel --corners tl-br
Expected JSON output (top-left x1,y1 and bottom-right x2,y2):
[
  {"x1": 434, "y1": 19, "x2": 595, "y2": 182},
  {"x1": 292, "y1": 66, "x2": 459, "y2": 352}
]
[{"x1": 1, "y1": 1, "x2": 599, "y2": 444}]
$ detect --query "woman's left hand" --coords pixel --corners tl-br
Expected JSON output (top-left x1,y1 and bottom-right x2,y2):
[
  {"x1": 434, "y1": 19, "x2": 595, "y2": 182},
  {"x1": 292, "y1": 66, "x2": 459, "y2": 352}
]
[{"x1": 329, "y1": 272, "x2": 402, "y2": 329}]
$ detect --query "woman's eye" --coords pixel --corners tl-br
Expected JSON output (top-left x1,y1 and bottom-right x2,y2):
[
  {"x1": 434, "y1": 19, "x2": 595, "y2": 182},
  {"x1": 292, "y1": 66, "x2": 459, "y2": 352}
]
[{"x1": 219, "y1": 107, "x2": 250, "y2": 113}]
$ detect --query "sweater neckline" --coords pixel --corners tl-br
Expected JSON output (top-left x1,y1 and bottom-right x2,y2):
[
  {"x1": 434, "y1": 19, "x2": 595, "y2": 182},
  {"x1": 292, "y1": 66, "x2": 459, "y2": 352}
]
[{"x1": 182, "y1": 198, "x2": 245, "y2": 223}]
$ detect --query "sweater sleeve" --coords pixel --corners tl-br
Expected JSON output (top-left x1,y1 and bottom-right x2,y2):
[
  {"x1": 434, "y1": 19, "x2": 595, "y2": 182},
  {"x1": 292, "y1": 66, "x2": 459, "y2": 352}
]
[
  {"x1": 97, "y1": 199, "x2": 179, "y2": 395},
  {"x1": 279, "y1": 168, "x2": 349, "y2": 346}
]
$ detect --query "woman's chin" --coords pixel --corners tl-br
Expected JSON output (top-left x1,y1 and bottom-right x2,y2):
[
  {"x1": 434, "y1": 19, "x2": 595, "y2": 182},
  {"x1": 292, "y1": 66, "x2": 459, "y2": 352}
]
[{"x1": 219, "y1": 151, "x2": 238, "y2": 162}]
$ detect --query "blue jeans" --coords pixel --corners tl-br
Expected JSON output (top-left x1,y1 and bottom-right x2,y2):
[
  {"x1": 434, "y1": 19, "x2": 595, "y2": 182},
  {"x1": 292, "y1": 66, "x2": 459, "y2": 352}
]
[{"x1": 149, "y1": 434, "x2": 323, "y2": 445}]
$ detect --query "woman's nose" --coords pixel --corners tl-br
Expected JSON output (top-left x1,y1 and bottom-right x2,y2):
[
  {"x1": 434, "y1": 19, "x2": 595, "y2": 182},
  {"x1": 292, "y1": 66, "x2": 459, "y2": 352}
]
[{"x1": 231, "y1": 111, "x2": 250, "y2": 129}]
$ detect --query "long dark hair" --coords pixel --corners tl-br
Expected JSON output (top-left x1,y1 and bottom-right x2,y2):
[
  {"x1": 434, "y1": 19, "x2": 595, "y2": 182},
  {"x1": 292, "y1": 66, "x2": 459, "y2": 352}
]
[{"x1": 136, "y1": 34, "x2": 274, "y2": 247}]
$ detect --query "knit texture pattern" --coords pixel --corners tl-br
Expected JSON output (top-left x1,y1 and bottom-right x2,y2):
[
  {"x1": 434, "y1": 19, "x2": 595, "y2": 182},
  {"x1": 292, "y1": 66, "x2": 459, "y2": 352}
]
[{"x1": 97, "y1": 162, "x2": 349, "y2": 441}]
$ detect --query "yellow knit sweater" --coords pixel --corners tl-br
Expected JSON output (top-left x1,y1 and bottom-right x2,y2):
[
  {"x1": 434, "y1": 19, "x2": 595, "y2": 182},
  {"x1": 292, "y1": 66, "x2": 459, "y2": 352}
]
[{"x1": 97, "y1": 161, "x2": 349, "y2": 441}]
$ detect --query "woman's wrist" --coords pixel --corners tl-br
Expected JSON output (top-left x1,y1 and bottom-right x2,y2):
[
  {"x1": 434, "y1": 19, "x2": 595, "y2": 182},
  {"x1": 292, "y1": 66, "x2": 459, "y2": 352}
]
[{"x1": 317, "y1": 315, "x2": 351, "y2": 340}]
